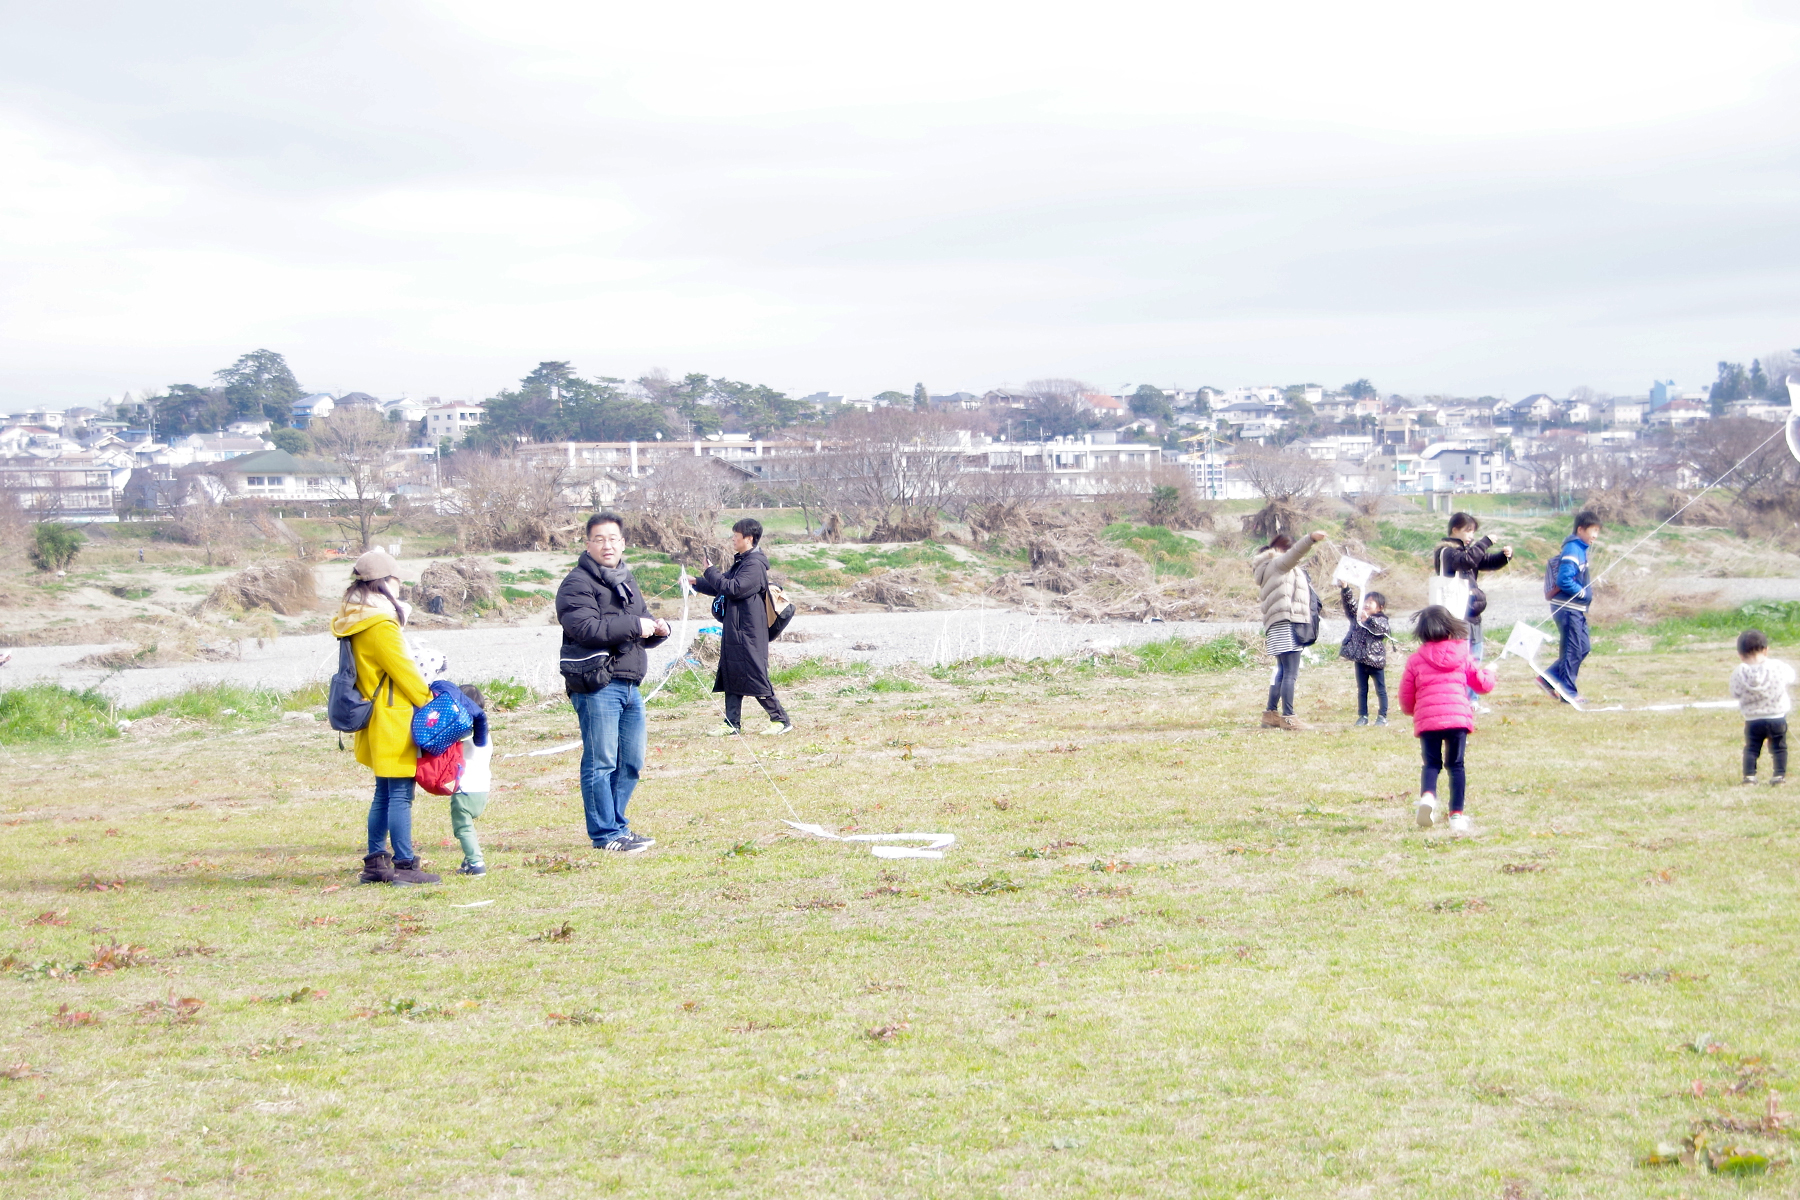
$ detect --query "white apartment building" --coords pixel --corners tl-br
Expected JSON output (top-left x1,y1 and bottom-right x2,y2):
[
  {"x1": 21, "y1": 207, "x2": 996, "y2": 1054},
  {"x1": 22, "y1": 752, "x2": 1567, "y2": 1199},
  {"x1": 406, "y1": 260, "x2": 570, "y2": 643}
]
[{"x1": 425, "y1": 403, "x2": 485, "y2": 444}]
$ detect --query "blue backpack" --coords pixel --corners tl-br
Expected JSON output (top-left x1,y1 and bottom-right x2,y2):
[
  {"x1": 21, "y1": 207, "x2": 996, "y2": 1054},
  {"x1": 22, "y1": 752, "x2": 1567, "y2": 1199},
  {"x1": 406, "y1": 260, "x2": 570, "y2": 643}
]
[
  {"x1": 411, "y1": 683, "x2": 474, "y2": 755},
  {"x1": 327, "y1": 637, "x2": 379, "y2": 733}
]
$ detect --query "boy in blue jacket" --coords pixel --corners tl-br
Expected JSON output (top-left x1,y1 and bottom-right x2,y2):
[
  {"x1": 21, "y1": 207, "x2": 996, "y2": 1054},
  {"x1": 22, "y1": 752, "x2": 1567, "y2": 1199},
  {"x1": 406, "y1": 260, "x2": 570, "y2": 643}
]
[{"x1": 1543, "y1": 511, "x2": 1601, "y2": 702}]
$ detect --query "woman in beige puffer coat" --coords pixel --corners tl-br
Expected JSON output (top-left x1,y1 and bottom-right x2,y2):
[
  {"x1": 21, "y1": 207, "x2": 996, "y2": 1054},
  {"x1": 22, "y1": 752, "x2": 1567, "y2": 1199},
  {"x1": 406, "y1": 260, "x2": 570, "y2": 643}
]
[{"x1": 1250, "y1": 530, "x2": 1325, "y2": 729}]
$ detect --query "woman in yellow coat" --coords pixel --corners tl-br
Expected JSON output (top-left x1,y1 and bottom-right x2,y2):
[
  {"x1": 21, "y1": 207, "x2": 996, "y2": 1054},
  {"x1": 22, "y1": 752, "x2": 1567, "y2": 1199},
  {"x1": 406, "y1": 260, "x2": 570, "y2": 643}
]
[{"x1": 330, "y1": 549, "x2": 438, "y2": 885}]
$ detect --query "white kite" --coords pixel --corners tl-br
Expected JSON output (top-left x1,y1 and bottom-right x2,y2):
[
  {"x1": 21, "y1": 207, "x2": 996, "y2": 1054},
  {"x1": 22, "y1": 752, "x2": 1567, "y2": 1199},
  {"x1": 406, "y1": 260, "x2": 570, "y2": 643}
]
[{"x1": 1497, "y1": 621, "x2": 1583, "y2": 709}]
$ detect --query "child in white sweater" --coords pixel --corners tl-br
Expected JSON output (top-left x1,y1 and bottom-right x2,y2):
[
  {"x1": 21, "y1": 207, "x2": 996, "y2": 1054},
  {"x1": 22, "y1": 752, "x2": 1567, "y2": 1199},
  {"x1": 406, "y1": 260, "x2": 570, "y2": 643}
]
[
  {"x1": 1730, "y1": 629, "x2": 1792, "y2": 785},
  {"x1": 451, "y1": 685, "x2": 494, "y2": 873}
]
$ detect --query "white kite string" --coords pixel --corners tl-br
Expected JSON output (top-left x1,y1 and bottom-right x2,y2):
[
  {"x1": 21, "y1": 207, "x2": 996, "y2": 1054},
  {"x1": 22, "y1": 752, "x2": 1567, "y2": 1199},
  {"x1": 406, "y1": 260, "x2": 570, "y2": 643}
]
[{"x1": 1584, "y1": 422, "x2": 1788, "y2": 594}]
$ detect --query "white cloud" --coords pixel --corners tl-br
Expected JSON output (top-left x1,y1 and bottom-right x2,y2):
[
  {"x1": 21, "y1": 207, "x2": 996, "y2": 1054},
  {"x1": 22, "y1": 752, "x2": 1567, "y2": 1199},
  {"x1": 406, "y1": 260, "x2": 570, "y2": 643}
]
[{"x1": 0, "y1": 0, "x2": 1797, "y2": 405}]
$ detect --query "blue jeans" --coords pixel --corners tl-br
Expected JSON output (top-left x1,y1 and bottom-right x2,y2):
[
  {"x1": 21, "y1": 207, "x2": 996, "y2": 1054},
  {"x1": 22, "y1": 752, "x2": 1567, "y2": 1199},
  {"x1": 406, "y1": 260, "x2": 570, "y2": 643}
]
[
  {"x1": 571, "y1": 681, "x2": 645, "y2": 846},
  {"x1": 1548, "y1": 608, "x2": 1589, "y2": 697},
  {"x1": 367, "y1": 776, "x2": 416, "y2": 862}
]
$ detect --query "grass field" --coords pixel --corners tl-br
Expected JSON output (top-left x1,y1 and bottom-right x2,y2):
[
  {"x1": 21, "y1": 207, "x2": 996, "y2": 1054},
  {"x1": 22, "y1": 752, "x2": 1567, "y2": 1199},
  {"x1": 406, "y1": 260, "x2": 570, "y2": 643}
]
[{"x1": 1, "y1": 629, "x2": 1797, "y2": 1197}]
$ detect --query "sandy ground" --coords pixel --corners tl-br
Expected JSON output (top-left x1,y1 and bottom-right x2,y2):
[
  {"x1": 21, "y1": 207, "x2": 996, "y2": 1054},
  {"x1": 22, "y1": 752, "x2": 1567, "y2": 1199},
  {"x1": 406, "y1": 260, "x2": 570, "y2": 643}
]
[{"x1": 4, "y1": 569, "x2": 1796, "y2": 708}]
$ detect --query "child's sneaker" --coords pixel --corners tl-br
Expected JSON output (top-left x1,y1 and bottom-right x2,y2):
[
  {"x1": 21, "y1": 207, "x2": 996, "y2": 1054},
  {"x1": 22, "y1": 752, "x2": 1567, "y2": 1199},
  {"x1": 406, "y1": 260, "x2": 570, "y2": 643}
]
[
  {"x1": 761, "y1": 721, "x2": 793, "y2": 736},
  {"x1": 1744, "y1": 775, "x2": 1758, "y2": 785},
  {"x1": 1773, "y1": 775, "x2": 1786, "y2": 786},
  {"x1": 1375, "y1": 715, "x2": 1388, "y2": 726},
  {"x1": 1448, "y1": 813, "x2": 1473, "y2": 834},
  {"x1": 707, "y1": 723, "x2": 740, "y2": 738},
  {"x1": 1415, "y1": 792, "x2": 1437, "y2": 828},
  {"x1": 1354, "y1": 715, "x2": 1368, "y2": 727},
  {"x1": 456, "y1": 860, "x2": 485, "y2": 876}
]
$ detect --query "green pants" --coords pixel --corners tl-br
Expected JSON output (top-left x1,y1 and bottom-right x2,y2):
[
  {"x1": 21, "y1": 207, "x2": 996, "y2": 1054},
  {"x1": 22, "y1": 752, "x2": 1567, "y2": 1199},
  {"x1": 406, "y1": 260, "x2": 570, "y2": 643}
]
[{"x1": 450, "y1": 791, "x2": 488, "y2": 865}]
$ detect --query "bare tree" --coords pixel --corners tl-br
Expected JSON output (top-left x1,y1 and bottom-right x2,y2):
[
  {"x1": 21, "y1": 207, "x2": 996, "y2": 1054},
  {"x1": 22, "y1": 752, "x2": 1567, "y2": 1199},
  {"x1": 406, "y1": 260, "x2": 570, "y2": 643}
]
[
  {"x1": 168, "y1": 474, "x2": 241, "y2": 567},
  {"x1": 309, "y1": 408, "x2": 403, "y2": 551},
  {"x1": 1676, "y1": 417, "x2": 1795, "y2": 506},
  {"x1": 1237, "y1": 444, "x2": 1329, "y2": 502},
  {"x1": 825, "y1": 408, "x2": 968, "y2": 540},
  {"x1": 1518, "y1": 444, "x2": 1573, "y2": 510},
  {"x1": 634, "y1": 453, "x2": 737, "y2": 528},
  {"x1": 441, "y1": 451, "x2": 572, "y2": 551}
]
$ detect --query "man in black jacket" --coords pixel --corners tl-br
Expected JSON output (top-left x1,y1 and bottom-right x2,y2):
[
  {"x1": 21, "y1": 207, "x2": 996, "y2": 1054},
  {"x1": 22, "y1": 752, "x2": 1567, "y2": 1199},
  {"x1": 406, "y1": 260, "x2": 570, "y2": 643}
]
[
  {"x1": 555, "y1": 512, "x2": 669, "y2": 853},
  {"x1": 689, "y1": 517, "x2": 792, "y2": 737},
  {"x1": 1434, "y1": 512, "x2": 1512, "y2": 706}
]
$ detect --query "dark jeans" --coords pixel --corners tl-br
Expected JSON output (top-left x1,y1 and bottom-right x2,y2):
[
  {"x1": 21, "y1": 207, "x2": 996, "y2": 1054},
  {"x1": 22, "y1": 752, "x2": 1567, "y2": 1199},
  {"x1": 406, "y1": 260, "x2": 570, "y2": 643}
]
[
  {"x1": 1548, "y1": 608, "x2": 1589, "y2": 697},
  {"x1": 367, "y1": 776, "x2": 416, "y2": 862},
  {"x1": 571, "y1": 680, "x2": 646, "y2": 846},
  {"x1": 1355, "y1": 664, "x2": 1387, "y2": 718},
  {"x1": 1264, "y1": 651, "x2": 1301, "y2": 716},
  {"x1": 1420, "y1": 728, "x2": 1469, "y2": 813},
  {"x1": 1744, "y1": 718, "x2": 1788, "y2": 778},
  {"x1": 725, "y1": 692, "x2": 790, "y2": 729}
]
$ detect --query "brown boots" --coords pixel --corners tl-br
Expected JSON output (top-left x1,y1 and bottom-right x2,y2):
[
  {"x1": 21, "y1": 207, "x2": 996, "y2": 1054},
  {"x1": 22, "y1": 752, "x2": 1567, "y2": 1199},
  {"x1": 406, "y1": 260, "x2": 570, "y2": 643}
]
[
  {"x1": 391, "y1": 858, "x2": 441, "y2": 885},
  {"x1": 360, "y1": 853, "x2": 440, "y2": 885}
]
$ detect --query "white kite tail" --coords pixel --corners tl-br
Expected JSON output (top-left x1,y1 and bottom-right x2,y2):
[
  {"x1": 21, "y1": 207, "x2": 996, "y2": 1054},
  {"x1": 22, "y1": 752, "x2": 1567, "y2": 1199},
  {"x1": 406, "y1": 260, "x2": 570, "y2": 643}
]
[{"x1": 783, "y1": 821, "x2": 957, "y2": 860}]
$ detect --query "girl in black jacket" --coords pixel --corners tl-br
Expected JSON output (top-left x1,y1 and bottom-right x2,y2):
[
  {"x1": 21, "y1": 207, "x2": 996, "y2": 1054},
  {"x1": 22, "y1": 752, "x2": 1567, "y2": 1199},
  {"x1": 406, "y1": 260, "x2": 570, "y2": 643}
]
[{"x1": 1339, "y1": 586, "x2": 1391, "y2": 725}]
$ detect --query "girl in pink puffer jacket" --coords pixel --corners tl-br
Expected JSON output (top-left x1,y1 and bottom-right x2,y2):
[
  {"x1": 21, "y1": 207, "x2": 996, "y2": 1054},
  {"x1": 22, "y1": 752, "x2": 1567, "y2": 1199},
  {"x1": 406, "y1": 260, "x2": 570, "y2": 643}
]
[{"x1": 1399, "y1": 605, "x2": 1498, "y2": 833}]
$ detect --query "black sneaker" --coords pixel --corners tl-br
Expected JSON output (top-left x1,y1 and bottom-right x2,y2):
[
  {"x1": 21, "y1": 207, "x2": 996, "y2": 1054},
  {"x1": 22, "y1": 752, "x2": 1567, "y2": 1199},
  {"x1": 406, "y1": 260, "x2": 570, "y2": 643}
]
[
  {"x1": 626, "y1": 832, "x2": 656, "y2": 849},
  {"x1": 1354, "y1": 716, "x2": 1368, "y2": 727},
  {"x1": 603, "y1": 835, "x2": 649, "y2": 854},
  {"x1": 457, "y1": 860, "x2": 486, "y2": 876}
]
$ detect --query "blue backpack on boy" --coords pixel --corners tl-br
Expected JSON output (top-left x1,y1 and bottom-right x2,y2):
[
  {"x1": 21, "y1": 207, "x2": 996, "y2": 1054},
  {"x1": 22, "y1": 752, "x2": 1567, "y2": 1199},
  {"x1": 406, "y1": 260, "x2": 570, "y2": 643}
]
[{"x1": 411, "y1": 681, "x2": 476, "y2": 755}]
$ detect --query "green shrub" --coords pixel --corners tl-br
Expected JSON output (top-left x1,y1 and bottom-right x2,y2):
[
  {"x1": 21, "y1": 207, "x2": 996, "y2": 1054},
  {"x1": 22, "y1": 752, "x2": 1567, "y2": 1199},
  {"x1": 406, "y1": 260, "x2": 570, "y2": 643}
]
[
  {"x1": 1644, "y1": 600, "x2": 1800, "y2": 647},
  {"x1": 1103, "y1": 523, "x2": 1197, "y2": 575},
  {"x1": 1376, "y1": 522, "x2": 1436, "y2": 556},
  {"x1": 29, "y1": 524, "x2": 85, "y2": 572},
  {"x1": 1115, "y1": 635, "x2": 1255, "y2": 675},
  {"x1": 0, "y1": 684, "x2": 117, "y2": 744},
  {"x1": 869, "y1": 676, "x2": 923, "y2": 693},
  {"x1": 125, "y1": 683, "x2": 287, "y2": 725},
  {"x1": 771, "y1": 659, "x2": 866, "y2": 688},
  {"x1": 467, "y1": 678, "x2": 531, "y2": 711}
]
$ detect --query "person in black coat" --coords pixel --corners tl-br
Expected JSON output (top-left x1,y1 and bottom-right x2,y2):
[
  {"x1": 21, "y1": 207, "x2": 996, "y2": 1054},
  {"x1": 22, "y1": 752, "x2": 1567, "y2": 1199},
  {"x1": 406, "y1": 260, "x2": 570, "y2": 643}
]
[
  {"x1": 1434, "y1": 512, "x2": 1512, "y2": 702},
  {"x1": 689, "y1": 517, "x2": 792, "y2": 736}
]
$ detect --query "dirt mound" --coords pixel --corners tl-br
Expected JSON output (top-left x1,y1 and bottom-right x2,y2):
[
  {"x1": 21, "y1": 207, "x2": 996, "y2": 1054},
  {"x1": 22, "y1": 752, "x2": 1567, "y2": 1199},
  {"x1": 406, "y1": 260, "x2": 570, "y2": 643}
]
[
  {"x1": 841, "y1": 568, "x2": 938, "y2": 609},
  {"x1": 409, "y1": 558, "x2": 502, "y2": 617},
  {"x1": 203, "y1": 561, "x2": 317, "y2": 616},
  {"x1": 1664, "y1": 492, "x2": 1734, "y2": 528},
  {"x1": 969, "y1": 503, "x2": 1103, "y2": 551},
  {"x1": 985, "y1": 540, "x2": 1216, "y2": 623}
]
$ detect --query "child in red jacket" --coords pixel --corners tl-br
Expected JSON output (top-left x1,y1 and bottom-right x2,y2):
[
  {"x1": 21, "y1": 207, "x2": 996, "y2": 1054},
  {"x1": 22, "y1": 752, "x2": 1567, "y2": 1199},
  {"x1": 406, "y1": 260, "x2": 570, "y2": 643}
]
[{"x1": 1399, "y1": 605, "x2": 1498, "y2": 833}]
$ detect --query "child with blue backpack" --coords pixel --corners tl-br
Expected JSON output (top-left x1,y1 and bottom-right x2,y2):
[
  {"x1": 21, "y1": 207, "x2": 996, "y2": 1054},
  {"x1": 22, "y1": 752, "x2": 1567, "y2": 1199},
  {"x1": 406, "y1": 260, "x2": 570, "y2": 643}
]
[{"x1": 409, "y1": 663, "x2": 493, "y2": 878}]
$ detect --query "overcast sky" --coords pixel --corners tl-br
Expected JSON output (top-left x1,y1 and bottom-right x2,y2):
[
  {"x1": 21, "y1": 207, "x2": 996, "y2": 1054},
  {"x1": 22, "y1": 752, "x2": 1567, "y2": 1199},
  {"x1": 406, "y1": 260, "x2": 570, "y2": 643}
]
[{"x1": 2, "y1": 0, "x2": 1798, "y2": 410}]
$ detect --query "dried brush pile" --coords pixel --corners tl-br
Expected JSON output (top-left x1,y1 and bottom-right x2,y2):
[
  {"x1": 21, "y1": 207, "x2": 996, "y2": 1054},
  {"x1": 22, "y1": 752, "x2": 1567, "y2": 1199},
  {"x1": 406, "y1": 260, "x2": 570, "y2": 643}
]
[
  {"x1": 987, "y1": 536, "x2": 1215, "y2": 623},
  {"x1": 408, "y1": 558, "x2": 502, "y2": 617},
  {"x1": 202, "y1": 561, "x2": 317, "y2": 616}
]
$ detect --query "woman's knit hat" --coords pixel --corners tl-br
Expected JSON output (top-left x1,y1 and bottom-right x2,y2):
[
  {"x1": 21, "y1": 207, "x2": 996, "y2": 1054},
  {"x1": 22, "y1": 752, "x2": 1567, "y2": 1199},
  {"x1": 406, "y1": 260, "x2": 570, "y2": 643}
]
[{"x1": 352, "y1": 548, "x2": 400, "y2": 582}]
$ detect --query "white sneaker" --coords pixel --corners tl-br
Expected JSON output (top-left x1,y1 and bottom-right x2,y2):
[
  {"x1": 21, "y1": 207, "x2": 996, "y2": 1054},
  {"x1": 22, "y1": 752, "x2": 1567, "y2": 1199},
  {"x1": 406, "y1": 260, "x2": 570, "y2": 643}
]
[
  {"x1": 760, "y1": 721, "x2": 793, "y2": 737},
  {"x1": 1448, "y1": 813, "x2": 1472, "y2": 834},
  {"x1": 1415, "y1": 792, "x2": 1437, "y2": 829},
  {"x1": 1473, "y1": 703, "x2": 1492, "y2": 715},
  {"x1": 707, "y1": 723, "x2": 740, "y2": 738}
]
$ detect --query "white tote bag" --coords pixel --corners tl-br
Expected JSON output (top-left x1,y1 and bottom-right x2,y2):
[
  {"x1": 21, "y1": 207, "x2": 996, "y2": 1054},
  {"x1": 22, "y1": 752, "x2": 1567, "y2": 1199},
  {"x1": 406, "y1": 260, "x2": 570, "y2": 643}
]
[{"x1": 1427, "y1": 574, "x2": 1471, "y2": 618}]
